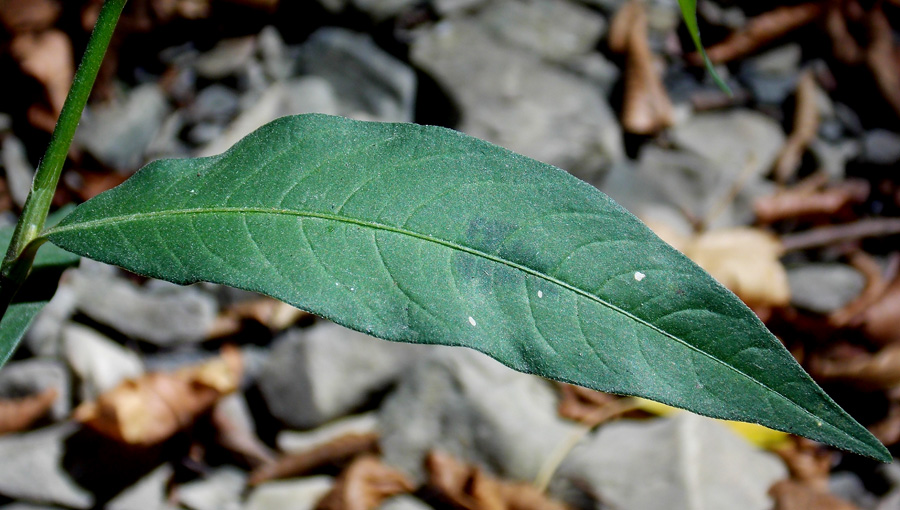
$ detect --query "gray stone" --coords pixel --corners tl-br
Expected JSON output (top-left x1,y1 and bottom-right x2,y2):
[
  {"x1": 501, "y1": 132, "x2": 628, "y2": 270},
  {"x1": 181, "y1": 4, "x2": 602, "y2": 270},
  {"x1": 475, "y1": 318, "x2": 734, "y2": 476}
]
[
  {"x1": 278, "y1": 413, "x2": 378, "y2": 452},
  {"x1": 1, "y1": 135, "x2": 34, "y2": 208},
  {"x1": 74, "y1": 83, "x2": 172, "y2": 171},
  {"x1": 378, "y1": 347, "x2": 579, "y2": 484},
  {"x1": 24, "y1": 279, "x2": 77, "y2": 358},
  {"x1": 193, "y1": 36, "x2": 257, "y2": 80},
  {"x1": 258, "y1": 26, "x2": 290, "y2": 82},
  {"x1": 0, "y1": 424, "x2": 93, "y2": 509},
  {"x1": 434, "y1": 0, "x2": 487, "y2": 15},
  {"x1": 564, "y1": 52, "x2": 620, "y2": 96},
  {"x1": 809, "y1": 138, "x2": 859, "y2": 181},
  {"x1": 788, "y1": 263, "x2": 866, "y2": 314},
  {"x1": 0, "y1": 359, "x2": 69, "y2": 421},
  {"x1": 739, "y1": 44, "x2": 801, "y2": 104},
  {"x1": 244, "y1": 477, "x2": 333, "y2": 510},
  {"x1": 259, "y1": 321, "x2": 428, "y2": 429},
  {"x1": 351, "y1": 0, "x2": 419, "y2": 20},
  {"x1": 411, "y1": 19, "x2": 622, "y2": 184},
  {"x1": 862, "y1": 129, "x2": 900, "y2": 166},
  {"x1": 380, "y1": 495, "x2": 434, "y2": 510},
  {"x1": 197, "y1": 78, "x2": 341, "y2": 158},
  {"x1": 187, "y1": 84, "x2": 241, "y2": 124},
  {"x1": 177, "y1": 466, "x2": 245, "y2": 510},
  {"x1": 106, "y1": 464, "x2": 173, "y2": 510},
  {"x1": 603, "y1": 144, "x2": 775, "y2": 229},
  {"x1": 62, "y1": 323, "x2": 143, "y2": 402},
  {"x1": 829, "y1": 472, "x2": 878, "y2": 509},
  {"x1": 68, "y1": 269, "x2": 218, "y2": 346},
  {"x1": 550, "y1": 414, "x2": 786, "y2": 510},
  {"x1": 299, "y1": 28, "x2": 417, "y2": 122},
  {"x1": 478, "y1": 0, "x2": 606, "y2": 62}
]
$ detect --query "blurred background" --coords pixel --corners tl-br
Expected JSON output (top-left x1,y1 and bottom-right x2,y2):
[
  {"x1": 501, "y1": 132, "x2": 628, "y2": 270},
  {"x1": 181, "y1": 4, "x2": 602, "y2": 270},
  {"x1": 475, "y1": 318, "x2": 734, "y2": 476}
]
[{"x1": 1, "y1": 0, "x2": 900, "y2": 509}]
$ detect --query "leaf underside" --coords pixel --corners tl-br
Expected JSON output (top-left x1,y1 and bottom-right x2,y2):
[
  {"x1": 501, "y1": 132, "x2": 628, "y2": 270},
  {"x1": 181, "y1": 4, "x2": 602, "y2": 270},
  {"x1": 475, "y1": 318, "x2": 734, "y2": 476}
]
[{"x1": 46, "y1": 114, "x2": 888, "y2": 461}]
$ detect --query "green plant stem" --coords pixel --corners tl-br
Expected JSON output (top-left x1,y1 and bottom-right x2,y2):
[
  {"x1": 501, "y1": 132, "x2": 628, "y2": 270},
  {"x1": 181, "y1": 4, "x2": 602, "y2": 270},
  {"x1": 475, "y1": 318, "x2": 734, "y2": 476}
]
[{"x1": 0, "y1": 0, "x2": 128, "y2": 317}]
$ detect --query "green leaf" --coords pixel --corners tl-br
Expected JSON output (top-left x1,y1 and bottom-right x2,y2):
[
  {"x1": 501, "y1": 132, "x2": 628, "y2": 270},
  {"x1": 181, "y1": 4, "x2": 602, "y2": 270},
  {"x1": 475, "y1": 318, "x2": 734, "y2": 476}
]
[
  {"x1": 0, "y1": 207, "x2": 81, "y2": 365},
  {"x1": 45, "y1": 114, "x2": 889, "y2": 461},
  {"x1": 677, "y1": 0, "x2": 731, "y2": 94}
]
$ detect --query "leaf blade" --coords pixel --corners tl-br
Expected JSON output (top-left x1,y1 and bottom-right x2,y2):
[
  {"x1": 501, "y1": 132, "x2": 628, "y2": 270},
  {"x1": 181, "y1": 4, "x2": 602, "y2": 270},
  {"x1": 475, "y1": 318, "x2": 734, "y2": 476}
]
[
  {"x1": 677, "y1": 0, "x2": 731, "y2": 94},
  {"x1": 46, "y1": 114, "x2": 889, "y2": 461}
]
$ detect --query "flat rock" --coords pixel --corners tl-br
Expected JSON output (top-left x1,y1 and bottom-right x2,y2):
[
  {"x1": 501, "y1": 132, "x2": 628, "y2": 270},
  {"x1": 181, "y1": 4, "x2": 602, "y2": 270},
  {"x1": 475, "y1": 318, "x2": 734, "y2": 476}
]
[
  {"x1": 62, "y1": 323, "x2": 143, "y2": 401},
  {"x1": 1, "y1": 134, "x2": 34, "y2": 207},
  {"x1": 299, "y1": 28, "x2": 417, "y2": 122},
  {"x1": 68, "y1": 269, "x2": 218, "y2": 346},
  {"x1": 550, "y1": 414, "x2": 787, "y2": 510},
  {"x1": 106, "y1": 464, "x2": 173, "y2": 510},
  {"x1": 411, "y1": 19, "x2": 621, "y2": 184},
  {"x1": 192, "y1": 36, "x2": 257, "y2": 80},
  {"x1": 477, "y1": 0, "x2": 606, "y2": 62},
  {"x1": 244, "y1": 477, "x2": 334, "y2": 510},
  {"x1": 0, "y1": 424, "x2": 93, "y2": 509},
  {"x1": 787, "y1": 263, "x2": 866, "y2": 314},
  {"x1": 861, "y1": 129, "x2": 900, "y2": 166},
  {"x1": 380, "y1": 495, "x2": 434, "y2": 510},
  {"x1": 0, "y1": 358, "x2": 69, "y2": 421},
  {"x1": 177, "y1": 466, "x2": 245, "y2": 510},
  {"x1": 378, "y1": 347, "x2": 579, "y2": 484},
  {"x1": 74, "y1": 83, "x2": 172, "y2": 171},
  {"x1": 259, "y1": 321, "x2": 427, "y2": 429}
]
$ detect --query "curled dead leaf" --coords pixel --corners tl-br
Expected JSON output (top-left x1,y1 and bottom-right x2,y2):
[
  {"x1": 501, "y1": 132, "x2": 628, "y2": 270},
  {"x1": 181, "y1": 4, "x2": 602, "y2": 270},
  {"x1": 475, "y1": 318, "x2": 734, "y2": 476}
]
[
  {"x1": 683, "y1": 228, "x2": 790, "y2": 309},
  {"x1": 315, "y1": 455, "x2": 414, "y2": 510},
  {"x1": 770, "y1": 480, "x2": 859, "y2": 510},
  {"x1": 754, "y1": 180, "x2": 870, "y2": 224},
  {"x1": 209, "y1": 297, "x2": 309, "y2": 338},
  {"x1": 769, "y1": 438, "x2": 857, "y2": 510},
  {"x1": 0, "y1": 387, "x2": 57, "y2": 435},
  {"x1": 426, "y1": 451, "x2": 569, "y2": 510},
  {"x1": 864, "y1": 6, "x2": 900, "y2": 120},
  {"x1": 610, "y1": 0, "x2": 673, "y2": 135},
  {"x1": 859, "y1": 275, "x2": 900, "y2": 346},
  {"x1": 0, "y1": 0, "x2": 61, "y2": 34},
  {"x1": 810, "y1": 344, "x2": 900, "y2": 390},
  {"x1": 828, "y1": 252, "x2": 895, "y2": 330},
  {"x1": 74, "y1": 345, "x2": 242, "y2": 445},
  {"x1": 9, "y1": 29, "x2": 73, "y2": 132},
  {"x1": 249, "y1": 432, "x2": 380, "y2": 486},
  {"x1": 773, "y1": 71, "x2": 820, "y2": 184},
  {"x1": 693, "y1": 3, "x2": 825, "y2": 65}
]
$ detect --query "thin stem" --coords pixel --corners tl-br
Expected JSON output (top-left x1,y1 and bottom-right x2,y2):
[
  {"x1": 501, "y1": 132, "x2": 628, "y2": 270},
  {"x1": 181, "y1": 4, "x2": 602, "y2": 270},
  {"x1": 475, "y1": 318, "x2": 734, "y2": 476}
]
[{"x1": 0, "y1": 0, "x2": 128, "y2": 316}]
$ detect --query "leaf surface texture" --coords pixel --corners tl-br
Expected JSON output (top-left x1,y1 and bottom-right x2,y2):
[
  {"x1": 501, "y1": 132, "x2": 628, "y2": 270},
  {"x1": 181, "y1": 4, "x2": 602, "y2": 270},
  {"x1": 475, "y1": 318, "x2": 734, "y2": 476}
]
[{"x1": 46, "y1": 114, "x2": 888, "y2": 461}]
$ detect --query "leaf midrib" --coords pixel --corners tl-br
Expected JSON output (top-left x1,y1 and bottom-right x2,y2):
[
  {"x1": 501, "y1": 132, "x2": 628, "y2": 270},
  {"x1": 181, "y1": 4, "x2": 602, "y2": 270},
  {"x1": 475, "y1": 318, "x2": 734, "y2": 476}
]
[{"x1": 45, "y1": 206, "x2": 835, "y2": 434}]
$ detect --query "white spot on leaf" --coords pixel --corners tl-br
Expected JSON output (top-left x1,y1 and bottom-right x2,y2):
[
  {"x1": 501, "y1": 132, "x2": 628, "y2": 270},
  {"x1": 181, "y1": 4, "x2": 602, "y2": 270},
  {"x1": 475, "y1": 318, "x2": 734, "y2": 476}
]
[
  {"x1": 537, "y1": 290, "x2": 543, "y2": 298},
  {"x1": 468, "y1": 316, "x2": 477, "y2": 327},
  {"x1": 634, "y1": 271, "x2": 646, "y2": 281}
]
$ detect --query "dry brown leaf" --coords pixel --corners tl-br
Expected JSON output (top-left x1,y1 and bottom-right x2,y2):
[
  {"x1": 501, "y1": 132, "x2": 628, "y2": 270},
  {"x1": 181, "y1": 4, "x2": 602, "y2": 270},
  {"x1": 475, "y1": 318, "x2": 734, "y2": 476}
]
[
  {"x1": 754, "y1": 180, "x2": 869, "y2": 224},
  {"x1": 769, "y1": 438, "x2": 857, "y2": 510},
  {"x1": 683, "y1": 228, "x2": 790, "y2": 309},
  {"x1": 828, "y1": 251, "x2": 893, "y2": 328},
  {"x1": 810, "y1": 344, "x2": 900, "y2": 390},
  {"x1": 556, "y1": 383, "x2": 617, "y2": 423},
  {"x1": 781, "y1": 218, "x2": 900, "y2": 252},
  {"x1": 0, "y1": 0, "x2": 61, "y2": 34},
  {"x1": 774, "y1": 71, "x2": 820, "y2": 184},
  {"x1": 9, "y1": 29, "x2": 73, "y2": 132},
  {"x1": 208, "y1": 297, "x2": 309, "y2": 338},
  {"x1": 859, "y1": 275, "x2": 900, "y2": 345},
  {"x1": 74, "y1": 345, "x2": 243, "y2": 445},
  {"x1": 694, "y1": 3, "x2": 825, "y2": 65},
  {"x1": 611, "y1": 0, "x2": 674, "y2": 135},
  {"x1": 770, "y1": 480, "x2": 859, "y2": 510},
  {"x1": 869, "y1": 397, "x2": 900, "y2": 445},
  {"x1": 315, "y1": 455, "x2": 414, "y2": 510},
  {"x1": 427, "y1": 451, "x2": 569, "y2": 510},
  {"x1": 211, "y1": 398, "x2": 277, "y2": 468},
  {"x1": 0, "y1": 387, "x2": 57, "y2": 435},
  {"x1": 825, "y1": 0, "x2": 864, "y2": 65},
  {"x1": 864, "y1": 6, "x2": 900, "y2": 120},
  {"x1": 152, "y1": 0, "x2": 211, "y2": 20},
  {"x1": 249, "y1": 433, "x2": 380, "y2": 486}
]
